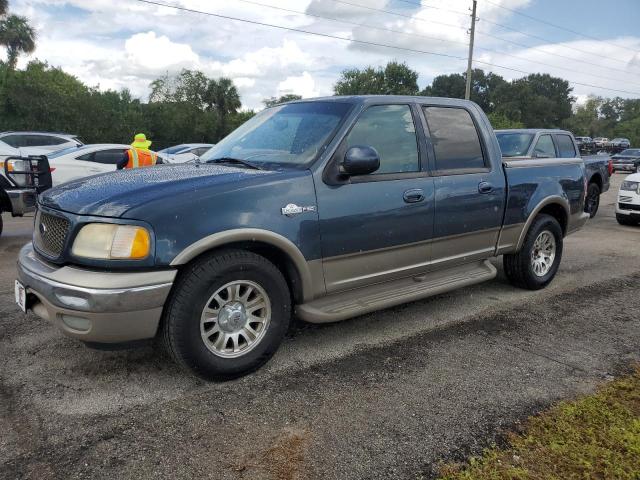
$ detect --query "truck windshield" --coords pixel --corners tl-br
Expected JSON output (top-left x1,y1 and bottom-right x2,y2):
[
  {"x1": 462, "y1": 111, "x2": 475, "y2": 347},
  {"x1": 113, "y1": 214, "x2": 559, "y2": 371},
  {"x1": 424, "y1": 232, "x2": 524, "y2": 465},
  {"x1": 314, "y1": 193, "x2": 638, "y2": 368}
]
[
  {"x1": 496, "y1": 132, "x2": 535, "y2": 157},
  {"x1": 200, "y1": 101, "x2": 352, "y2": 167}
]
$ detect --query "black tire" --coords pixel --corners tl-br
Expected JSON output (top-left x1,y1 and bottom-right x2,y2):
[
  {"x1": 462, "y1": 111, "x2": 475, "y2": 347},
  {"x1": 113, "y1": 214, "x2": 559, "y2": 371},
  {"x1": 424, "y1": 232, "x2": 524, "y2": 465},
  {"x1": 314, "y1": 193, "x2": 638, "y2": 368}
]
[
  {"x1": 616, "y1": 214, "x2": 639, "y2": 226},
  {"x1": 0, "y1": 213, "x2": 3, "y2": 238},
  {"x1": 162, "y1": 249, "x2": 291, "y2": 380},
  {"x1": 503, "y1": 214, "x2": 563, "y2": 290},
  {"x1": 584, "y1": 182, "x2": 600, "y2": 218}
]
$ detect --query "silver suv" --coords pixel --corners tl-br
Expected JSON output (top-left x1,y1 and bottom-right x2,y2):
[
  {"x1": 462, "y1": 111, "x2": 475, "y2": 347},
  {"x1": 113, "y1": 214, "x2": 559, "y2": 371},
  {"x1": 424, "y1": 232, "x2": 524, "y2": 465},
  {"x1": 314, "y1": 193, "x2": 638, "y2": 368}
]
[{"x1": 0, "y1": 132, "x2": 83, "y2": 152}]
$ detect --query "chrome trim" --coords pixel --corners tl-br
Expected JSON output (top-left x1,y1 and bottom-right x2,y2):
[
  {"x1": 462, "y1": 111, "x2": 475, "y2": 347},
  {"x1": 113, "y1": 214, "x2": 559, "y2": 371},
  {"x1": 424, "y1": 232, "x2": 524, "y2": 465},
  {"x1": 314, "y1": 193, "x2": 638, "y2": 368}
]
[{"x1": 17, "y1": 244, "x2": 174, "y2": 313}]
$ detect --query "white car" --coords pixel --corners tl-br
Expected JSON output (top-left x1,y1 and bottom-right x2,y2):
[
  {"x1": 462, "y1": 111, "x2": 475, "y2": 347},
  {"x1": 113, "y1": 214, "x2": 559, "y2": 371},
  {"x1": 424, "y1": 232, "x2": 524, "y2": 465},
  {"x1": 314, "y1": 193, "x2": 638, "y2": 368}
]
[
  {"x1": 0, "y1": 131, "x2": 83, "y2": 152},
  {"x1": 47, "y1": 144, "x2": 131, "y2": 186},
  {"x1": 158, "y1": 143, "x2": 214, "y2": 164},
  {"x1": 616, "y1": 172, "x2": 640, "y2": 226}
]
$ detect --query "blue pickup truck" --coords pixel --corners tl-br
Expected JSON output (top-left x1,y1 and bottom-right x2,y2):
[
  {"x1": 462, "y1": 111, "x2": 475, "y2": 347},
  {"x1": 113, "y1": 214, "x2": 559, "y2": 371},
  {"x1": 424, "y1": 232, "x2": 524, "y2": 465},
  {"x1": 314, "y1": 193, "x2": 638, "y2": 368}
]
[
  {"x1": 16, "y1": 96, "x2": 590, "y2": 379},
  {"x1": 495, "y1": 129, "x2": 611, "y2": 218}
]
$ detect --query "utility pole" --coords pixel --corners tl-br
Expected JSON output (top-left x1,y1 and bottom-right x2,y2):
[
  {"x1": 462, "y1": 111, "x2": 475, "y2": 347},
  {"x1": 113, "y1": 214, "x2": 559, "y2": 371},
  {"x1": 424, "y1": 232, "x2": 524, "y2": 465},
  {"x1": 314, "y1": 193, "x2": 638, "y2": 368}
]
[{"x1": 465, "y1": 0, "x2": 477, "y2": 100}]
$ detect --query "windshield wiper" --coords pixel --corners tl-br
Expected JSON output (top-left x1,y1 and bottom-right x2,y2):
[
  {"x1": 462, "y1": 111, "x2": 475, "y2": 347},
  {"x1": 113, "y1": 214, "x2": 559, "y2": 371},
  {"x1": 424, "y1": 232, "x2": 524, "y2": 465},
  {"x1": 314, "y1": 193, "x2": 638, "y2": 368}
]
[{"x1": 206, "y1": 157, "x2": 263, "y2": 170}]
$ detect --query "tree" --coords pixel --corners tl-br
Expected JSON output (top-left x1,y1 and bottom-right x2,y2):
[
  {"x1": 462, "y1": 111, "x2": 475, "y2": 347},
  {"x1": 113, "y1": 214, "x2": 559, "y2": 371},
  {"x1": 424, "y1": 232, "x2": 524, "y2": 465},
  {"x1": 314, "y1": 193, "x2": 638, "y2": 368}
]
[
  {"x1": 421, "y1": 69, "x2": 506, "y2": 113},
  {"x1": 0, "y1": 0, "x2": 7, "y2": 16},
  {"x1": 205, "y1": 77, "x2": 241, "y2": 139},
  {"x1": 493, "y1": 74, "x2": 573, "y2": 128},
  {"x1": 334, "y1": 61, "x2": 419, "y2": 95},
  {"x1": 263, "y1": 94, "x2": 302, "y2": 107},
  {"x1": 0, "y1": 14, "x2": 36, "y2": 70}
]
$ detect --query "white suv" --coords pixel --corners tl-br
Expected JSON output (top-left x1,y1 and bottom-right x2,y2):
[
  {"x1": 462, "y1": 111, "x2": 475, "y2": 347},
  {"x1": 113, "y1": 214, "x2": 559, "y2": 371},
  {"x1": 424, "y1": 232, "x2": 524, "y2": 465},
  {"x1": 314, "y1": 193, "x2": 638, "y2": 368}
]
[
  {"x1": 0, "y1": 132, "x2": 83, "y2": 153},
  {"x1": 616, "y1": 173, "x2": 640, "y2": 226}
]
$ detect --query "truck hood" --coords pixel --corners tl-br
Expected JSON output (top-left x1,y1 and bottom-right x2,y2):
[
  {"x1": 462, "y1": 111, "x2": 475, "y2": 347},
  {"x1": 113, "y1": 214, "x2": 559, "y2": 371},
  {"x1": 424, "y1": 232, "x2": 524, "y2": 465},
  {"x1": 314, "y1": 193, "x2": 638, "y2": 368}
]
[{"x1": 39, "y1": 164, "x2": 276, "y2": 217}]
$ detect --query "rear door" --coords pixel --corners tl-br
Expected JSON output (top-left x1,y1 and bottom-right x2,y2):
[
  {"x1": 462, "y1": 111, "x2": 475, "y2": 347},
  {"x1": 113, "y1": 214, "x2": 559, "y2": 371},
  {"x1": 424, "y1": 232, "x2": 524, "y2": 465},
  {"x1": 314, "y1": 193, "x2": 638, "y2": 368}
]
[
  {"x1": 421, "y1": 105, "x2": 506, "y2": 269},
  {"x1": 316, "y1": 103, "x2": 435, "y2": 292}
]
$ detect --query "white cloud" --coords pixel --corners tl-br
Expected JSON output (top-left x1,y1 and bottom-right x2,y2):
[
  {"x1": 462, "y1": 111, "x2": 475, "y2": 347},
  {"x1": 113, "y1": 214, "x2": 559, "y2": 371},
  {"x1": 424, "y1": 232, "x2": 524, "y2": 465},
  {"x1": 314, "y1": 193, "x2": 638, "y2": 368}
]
[
  {"x1": 124, "y1": 32, "x2": 199, "y2": 70},
  {"x1": 4, "y1": 0, "x2": 640, "y2": 110},
  {"x1": 278, "y1": 71, "x2": 318, "y2": 98}
]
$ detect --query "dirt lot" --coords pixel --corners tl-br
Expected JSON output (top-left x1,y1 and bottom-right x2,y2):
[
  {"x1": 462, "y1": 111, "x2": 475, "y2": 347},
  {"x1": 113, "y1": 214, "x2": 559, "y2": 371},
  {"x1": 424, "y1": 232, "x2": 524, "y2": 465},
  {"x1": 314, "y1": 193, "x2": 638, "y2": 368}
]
[{"x1": 1, "y1": 174, "x2": 639, "y2": 480}]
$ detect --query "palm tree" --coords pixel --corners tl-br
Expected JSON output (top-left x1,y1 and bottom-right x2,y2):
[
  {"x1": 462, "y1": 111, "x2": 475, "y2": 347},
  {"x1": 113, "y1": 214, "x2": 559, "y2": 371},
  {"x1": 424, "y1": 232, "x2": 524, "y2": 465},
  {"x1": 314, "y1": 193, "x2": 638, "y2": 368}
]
[
  {"x1": 0, "y1": 15, "x2": 36, "y2": 70},
  {"x1": 205, "y1": 77, "x2": 241, "y2": 140}
]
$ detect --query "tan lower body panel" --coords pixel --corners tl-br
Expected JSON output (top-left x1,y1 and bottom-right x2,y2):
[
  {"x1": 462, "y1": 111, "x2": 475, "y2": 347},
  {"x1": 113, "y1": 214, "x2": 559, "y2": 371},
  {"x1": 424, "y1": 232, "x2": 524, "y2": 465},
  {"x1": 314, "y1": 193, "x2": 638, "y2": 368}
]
[{"x1": 296, "y1": 259, "x2": 496, "y2": 323}]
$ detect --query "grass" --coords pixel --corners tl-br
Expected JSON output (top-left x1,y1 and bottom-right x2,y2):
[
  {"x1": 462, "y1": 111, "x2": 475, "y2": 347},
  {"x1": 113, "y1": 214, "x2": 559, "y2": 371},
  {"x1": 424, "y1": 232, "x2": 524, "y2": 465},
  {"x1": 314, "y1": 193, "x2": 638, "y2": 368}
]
[{"x1": 439, "y1": 367, "x2": 640, "y2": 480}]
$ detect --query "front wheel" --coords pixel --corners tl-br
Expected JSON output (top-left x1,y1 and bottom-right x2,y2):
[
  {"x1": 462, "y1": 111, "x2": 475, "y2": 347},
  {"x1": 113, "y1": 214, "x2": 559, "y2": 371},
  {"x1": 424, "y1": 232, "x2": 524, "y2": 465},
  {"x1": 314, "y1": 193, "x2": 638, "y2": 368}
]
[
  {"x1": 503, "y1": 214, "x2": 563, "y2": 290},
  {"x1": 162, "y1": 249, "x2": 291, "y2": 380},
  {"x1": 584, "y1": 182, "x2": 600, "y2": 218}
]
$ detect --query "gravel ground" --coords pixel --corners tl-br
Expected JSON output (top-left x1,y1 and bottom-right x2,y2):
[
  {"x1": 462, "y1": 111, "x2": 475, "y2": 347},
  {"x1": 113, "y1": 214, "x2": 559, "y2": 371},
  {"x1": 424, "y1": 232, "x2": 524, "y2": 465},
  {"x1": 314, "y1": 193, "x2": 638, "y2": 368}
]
[{"x1": 1, "y1": 174, "x2": 639, "y2": 479}]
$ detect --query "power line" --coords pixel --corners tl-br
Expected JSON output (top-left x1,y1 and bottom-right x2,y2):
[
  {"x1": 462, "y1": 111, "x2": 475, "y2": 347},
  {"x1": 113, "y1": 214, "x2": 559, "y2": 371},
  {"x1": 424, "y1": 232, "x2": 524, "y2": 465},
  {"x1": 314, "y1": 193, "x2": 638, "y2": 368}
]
[
  {"x1": 390, "y1": 0, "x2": 638, "y2": 68},
  {"x1": 475, "y1": 29, "x2": 640, "y2": 79},
  {"x1": 484, "y1": 0, "x2": 639, "y2": 54},
  {"x1": 132, "y1": 0, "x2": 640, "y2": 97},
  {"x1": 228, "y1": 0, "x2": 640, "y2": 86}
]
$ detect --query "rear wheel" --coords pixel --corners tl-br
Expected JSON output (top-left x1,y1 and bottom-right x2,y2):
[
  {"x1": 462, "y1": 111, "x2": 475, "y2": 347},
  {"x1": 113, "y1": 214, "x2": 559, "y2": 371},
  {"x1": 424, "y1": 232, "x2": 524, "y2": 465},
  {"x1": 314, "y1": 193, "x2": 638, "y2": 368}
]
[
  {"x1": 0, "y1": 213, "x2": 3, "y2": 237},
  {"x1": 504, "y1": 214, "x2": 563, "y2": 290},
  {"x1": 162, "y1": 249, "x2": 291, "y2": 380},
  {"x1": 584, "y1": 182, "x2": 600, "y2": 218},
  {"x1": 616, "y1": 214, "x2": 639, "y2": 226}
]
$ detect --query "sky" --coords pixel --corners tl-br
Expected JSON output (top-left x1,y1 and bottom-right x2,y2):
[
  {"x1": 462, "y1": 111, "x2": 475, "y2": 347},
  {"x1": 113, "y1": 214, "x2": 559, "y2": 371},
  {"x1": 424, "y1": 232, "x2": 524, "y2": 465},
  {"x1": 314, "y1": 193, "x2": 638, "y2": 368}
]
[{"x1": 5, "y1": 0, "x2": 640, "y2": 110}]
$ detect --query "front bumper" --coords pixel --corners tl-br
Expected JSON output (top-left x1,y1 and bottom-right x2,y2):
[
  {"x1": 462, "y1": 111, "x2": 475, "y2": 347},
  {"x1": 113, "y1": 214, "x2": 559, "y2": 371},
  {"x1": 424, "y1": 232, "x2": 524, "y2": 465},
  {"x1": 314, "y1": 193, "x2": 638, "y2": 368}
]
[
  {"x1": 6, "y1": 188, "x2": 37, "y2": 215},
  {"x1": 16, "y1": 243, "x2": 176, "y2": 343}
]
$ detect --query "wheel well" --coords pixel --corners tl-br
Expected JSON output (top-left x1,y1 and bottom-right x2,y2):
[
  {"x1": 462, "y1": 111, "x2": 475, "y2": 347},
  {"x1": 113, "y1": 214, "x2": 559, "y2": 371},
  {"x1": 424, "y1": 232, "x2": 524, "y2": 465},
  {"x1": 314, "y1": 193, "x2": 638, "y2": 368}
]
[
  {"x1": 180, "y1": 241, "x2": 305, "y2": 304},
  {"x1": 589, "y1": 173, "x2": 602, "y2": 190},
  {"x1": 538, "y1": 203, "x2": 568, "y2": 236}
]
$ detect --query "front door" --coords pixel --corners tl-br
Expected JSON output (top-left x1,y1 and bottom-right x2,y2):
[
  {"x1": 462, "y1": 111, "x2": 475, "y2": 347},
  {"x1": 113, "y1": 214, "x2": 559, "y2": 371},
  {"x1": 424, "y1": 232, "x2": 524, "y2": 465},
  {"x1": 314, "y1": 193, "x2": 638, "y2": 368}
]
[
  {"x1": 421, "y1": 105, "x2": 506, "y2": 268},
  {"x1": 316, "y1": 103, "x2": 435, "y2": 293}
]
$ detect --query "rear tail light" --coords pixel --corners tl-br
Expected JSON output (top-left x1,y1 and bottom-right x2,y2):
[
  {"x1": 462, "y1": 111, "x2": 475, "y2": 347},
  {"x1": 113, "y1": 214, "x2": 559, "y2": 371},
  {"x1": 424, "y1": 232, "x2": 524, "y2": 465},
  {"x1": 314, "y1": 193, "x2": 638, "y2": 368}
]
[{"x1": 608, "y1": 159, "x2": 614, "y2": 176}]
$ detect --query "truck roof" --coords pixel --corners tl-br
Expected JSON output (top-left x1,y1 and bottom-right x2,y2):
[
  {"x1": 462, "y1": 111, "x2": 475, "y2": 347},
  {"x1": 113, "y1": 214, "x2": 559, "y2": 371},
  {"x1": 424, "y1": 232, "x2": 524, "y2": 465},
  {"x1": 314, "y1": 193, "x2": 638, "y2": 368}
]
[
  {"x1": 495, "y1": 128, "x2": 573, "y2": 135},
  {"x1": 281, "y1": 95, "x2": 480, "y2": 108}
]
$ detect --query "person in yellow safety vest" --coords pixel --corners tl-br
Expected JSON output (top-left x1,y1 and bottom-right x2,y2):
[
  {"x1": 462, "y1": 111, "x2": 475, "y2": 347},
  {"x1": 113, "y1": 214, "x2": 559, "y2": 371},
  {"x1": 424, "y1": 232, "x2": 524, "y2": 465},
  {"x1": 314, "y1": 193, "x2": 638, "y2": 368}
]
[{"x1": 117, "y1": 133, "x2": 159, "y2": 170}]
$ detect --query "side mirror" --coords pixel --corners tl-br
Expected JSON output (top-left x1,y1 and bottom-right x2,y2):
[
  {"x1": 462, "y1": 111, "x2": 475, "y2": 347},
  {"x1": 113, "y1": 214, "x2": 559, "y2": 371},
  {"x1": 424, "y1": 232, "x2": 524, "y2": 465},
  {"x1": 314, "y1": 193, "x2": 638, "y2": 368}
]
[{"x1": 341, "y1": 145, "x2": 380, "y2": 176}]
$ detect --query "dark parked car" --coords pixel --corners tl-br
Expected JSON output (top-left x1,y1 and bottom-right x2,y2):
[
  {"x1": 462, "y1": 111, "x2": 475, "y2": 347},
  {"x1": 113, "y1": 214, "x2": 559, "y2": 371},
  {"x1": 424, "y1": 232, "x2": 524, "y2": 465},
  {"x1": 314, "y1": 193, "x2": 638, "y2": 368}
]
[
  {"x1": 495, "y1": 129, "x2": 610, "y2": 217},
  {"x1": 575, "y1": 136, "x2": 595, "y2": 154},
  {"x1": 607, "y1": 138, "x2": 631, "y2": 153},
  {"x1": 16, "y1": 96, "x2": 590, "y2": 379},
  {"x1": 611, "y1": 148, "x2": 640, "y2": 174}
]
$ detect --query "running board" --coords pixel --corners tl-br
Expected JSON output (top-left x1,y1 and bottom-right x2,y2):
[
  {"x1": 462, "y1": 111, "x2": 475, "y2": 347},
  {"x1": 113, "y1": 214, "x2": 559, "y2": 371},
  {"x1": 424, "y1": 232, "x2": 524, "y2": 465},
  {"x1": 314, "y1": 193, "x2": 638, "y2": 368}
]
[{"x1": 296, "y1": 260, "x2": 496, "y2": 324}]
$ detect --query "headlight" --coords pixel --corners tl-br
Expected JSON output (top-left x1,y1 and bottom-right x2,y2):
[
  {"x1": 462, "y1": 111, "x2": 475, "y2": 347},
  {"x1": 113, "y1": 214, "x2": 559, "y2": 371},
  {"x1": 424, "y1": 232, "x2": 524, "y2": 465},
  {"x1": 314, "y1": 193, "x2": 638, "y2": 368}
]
[
  {"x1": 621, "y1": 181, "x2": 640, "y2": 194},
  {"x1": 72, "y1": 224, "x2": 151, "y2": 260}
]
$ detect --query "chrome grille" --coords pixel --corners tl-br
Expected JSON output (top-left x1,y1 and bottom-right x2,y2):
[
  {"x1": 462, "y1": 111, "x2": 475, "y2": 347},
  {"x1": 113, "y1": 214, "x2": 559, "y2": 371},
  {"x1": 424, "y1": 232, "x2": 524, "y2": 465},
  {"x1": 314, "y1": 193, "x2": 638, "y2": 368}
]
[
  {"x1": 619, "y1": 196, "x2": 633, "y2": 203},
  {"x1": 34, "y1": 210, "x2": 70, "y2": 258}
]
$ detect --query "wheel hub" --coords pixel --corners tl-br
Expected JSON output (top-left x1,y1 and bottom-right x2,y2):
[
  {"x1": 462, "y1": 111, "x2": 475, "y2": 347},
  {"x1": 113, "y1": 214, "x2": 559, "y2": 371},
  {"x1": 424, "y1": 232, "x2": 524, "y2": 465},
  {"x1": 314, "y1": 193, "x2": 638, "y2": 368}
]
[
  {"x1": 217, "y1": 301, "x2": 247, "y2": 333},
  {"x1": 531, "y1": 230, "x2": 556, "y2": 277}
]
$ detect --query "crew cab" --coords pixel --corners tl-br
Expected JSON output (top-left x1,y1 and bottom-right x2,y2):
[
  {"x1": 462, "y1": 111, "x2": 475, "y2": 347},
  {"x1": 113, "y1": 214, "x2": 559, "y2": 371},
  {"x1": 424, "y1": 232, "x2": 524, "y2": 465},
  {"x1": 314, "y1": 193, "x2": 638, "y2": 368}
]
[
  {"x1": 16, "y1": 96, "x2": 590, "y2": 379},
  {"x1": 495, "y1": 129, "x2": 610, "y2": 218}
]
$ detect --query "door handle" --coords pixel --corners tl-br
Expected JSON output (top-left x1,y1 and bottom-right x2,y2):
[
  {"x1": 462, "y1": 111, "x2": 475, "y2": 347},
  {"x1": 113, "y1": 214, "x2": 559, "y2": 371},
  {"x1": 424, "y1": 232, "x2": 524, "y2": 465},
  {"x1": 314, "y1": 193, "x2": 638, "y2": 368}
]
[
  {"x1": 403, "y1": 188, "x2": 425, "y2": 203},
  {"x1": 478, "y1": 181, "x2": 494, "y2": 194}
]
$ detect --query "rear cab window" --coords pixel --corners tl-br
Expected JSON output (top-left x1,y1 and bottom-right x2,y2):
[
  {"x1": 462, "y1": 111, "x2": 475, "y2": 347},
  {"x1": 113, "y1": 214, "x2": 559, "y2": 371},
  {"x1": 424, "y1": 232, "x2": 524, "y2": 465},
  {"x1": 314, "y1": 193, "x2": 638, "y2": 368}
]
[
  {"x1": 555, "y1": 135, "x2": 577, "y2": 158},
  {"x1": 422, "y1": 106, "x2": 487, "y2": 174},
  {"x1": 533, "y1": 135, "x2": 556, "y2": 158}
]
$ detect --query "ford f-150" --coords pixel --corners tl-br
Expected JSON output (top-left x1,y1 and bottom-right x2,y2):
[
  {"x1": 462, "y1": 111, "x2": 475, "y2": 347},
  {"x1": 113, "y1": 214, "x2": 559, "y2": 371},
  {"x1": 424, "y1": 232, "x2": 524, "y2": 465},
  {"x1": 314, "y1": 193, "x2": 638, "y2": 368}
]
[{"x1": 16, "y1": 96, "x2": 590, "y2": 379}]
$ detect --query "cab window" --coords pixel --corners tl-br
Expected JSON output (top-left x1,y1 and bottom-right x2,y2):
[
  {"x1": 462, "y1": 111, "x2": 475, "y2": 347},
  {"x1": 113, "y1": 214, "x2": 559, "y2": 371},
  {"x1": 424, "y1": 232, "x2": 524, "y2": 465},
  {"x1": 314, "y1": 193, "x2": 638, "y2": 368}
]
[
  {"x1": 556, "y1": 135, "x2": 577, "y2": 158},
  {"x1": 423, "y1": 106, "x2": 486, "y2": 172},
  {"x1": 533, "y1": 135, "x2": 556, "y2": 158}
]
